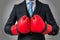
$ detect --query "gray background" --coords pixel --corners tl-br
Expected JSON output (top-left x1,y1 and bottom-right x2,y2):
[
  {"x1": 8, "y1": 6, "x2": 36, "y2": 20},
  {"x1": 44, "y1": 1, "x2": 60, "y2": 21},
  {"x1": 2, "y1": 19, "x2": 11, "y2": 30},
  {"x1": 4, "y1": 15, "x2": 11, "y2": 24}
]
[{"x1": 0, "y1": 0, "x2": 60, "y2": 40}]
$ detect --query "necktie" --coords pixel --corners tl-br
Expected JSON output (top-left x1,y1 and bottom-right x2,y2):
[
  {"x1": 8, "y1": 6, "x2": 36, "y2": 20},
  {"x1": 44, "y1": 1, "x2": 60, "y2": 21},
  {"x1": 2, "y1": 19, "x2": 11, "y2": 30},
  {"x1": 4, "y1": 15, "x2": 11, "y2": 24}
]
[{"x1": 28, "y1": 2, "x2": 33, "y2": 17}]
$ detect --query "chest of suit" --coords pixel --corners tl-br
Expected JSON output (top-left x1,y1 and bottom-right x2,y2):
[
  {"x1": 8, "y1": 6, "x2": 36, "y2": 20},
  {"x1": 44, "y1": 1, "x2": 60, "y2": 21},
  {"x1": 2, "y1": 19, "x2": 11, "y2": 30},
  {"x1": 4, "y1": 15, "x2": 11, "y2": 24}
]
[{"x1": 15, "y1": 1, "x2": 46, "y2": 22}]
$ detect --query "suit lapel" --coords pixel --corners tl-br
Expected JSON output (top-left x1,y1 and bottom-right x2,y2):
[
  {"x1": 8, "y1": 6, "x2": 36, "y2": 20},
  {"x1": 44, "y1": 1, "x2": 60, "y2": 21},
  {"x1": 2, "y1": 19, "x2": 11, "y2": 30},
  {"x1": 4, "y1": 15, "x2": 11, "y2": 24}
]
[
  {"x1": 32, "y1": 0, "x2": 42, "y2": 16},
  {"x1": 20, "y1": 0, "x2": 30, "y2": 17}
]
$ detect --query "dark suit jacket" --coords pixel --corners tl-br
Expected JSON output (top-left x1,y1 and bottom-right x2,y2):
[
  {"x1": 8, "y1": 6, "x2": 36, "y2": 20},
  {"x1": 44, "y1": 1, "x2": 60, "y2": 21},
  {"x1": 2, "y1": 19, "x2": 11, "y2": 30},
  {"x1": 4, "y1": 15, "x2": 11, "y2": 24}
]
[{"x1": 4, "y1": 0, "x2": 59, "y2": 40}]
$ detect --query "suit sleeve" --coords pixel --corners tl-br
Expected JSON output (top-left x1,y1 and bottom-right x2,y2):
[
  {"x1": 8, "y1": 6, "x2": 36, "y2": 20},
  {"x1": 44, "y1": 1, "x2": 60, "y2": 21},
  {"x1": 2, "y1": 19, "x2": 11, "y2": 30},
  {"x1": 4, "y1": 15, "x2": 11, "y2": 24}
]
[
  {"x1": 45, "y1": 5, "x2": 59, "y2": 35},
  {"x1": 4, "y1": 5, "x2": 17, "y2": 35}
]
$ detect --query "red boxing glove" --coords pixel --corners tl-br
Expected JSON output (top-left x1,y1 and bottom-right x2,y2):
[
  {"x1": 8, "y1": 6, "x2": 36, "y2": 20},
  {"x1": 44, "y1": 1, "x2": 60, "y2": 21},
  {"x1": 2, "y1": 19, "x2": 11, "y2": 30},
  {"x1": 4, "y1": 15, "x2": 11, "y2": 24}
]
[
  {"x1": 17, "y1": 15, "x2": 30, "y2": 34},
  {"x1": 11, "y1": 24, "x2": 18, "y2": 35},
  {"x1": 31, "y1": 14, "x2": 45, "y2": 33},
  {"x1": 42, "y1": 24, "x2": 52, "y2": 34}
]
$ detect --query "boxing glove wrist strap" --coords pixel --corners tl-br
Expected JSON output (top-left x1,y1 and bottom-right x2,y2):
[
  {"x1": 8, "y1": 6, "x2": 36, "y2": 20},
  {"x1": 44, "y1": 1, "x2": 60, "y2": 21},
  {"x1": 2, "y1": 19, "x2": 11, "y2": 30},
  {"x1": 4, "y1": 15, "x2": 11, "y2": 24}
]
[
  {"x1": 11, "y1": 24, "x2": 18, "y2": 35},
  {"x1": 42, "y1": 24, "x2": 52, "y2": 34},
  {"x1": 41, "y1": 23, "x2": 47, "y2": 33}
]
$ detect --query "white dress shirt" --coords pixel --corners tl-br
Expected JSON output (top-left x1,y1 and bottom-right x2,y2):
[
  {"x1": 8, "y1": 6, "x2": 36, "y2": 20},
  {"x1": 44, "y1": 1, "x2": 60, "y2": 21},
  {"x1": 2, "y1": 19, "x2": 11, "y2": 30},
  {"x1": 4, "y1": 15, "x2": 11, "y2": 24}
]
[{"x1": 26, "y1": 0, "x2": 36, "y2": 12}]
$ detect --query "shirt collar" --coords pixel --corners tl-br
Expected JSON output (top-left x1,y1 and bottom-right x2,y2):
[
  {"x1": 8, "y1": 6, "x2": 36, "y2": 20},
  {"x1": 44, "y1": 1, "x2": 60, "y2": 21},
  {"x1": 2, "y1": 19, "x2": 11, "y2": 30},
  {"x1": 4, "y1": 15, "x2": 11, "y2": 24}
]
[{"x1": 26, "y1": 0, "x2": 36, "y2": 4}]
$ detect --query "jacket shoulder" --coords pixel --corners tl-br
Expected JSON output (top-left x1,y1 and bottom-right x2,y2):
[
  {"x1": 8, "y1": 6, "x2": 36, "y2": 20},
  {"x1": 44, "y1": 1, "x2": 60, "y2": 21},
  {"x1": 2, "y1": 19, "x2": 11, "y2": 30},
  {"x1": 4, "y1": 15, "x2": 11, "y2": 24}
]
[
  {"x1": 14, "y1": 1, "x2": 25, "y2": 7},
  {"x1": 38, "y1": 1, "x2": 49, "y2": 7}
]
